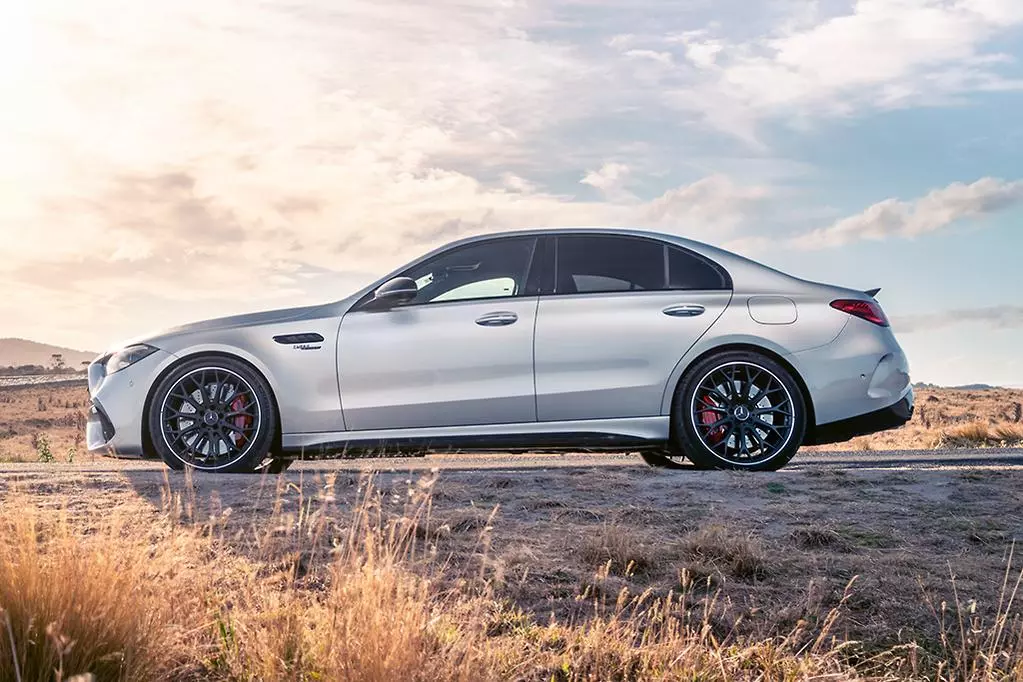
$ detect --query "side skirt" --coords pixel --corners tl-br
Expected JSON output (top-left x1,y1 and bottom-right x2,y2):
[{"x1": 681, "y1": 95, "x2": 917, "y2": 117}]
[{"x1": 281, "y1": 416, "x2": 670, "y2": 458}]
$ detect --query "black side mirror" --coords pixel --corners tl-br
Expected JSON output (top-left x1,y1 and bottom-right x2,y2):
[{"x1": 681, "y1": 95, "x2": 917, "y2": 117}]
[{"x1": 371, "y1": 276, "x2": 418, "y2": 307}]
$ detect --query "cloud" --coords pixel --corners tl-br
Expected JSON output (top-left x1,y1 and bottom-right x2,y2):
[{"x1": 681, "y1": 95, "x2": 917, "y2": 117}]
[
  {"x1": 611, "y1": 0, "x2": 1023, "y2": 141},
  {"x1": 581, "y1": 162, "x2": 633, "y2": 198},
  {"x1": 1, "y1": 0, "x2": 1018, "y2": 354},
  {"x1": 793, "y1": 177, "x2": 1023, "y2": 248},
  {"x1": 895, "y1": 305, "x2": 1023, "y2": 333},
  {"x1": 643, "y1": 174, "x2": 771, "y2": 235}
]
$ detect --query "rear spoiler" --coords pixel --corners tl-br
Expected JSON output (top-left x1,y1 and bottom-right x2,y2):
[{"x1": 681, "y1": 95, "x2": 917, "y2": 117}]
[{"x1": 864, "y1": 287, "x2": 881, "y2": 298}]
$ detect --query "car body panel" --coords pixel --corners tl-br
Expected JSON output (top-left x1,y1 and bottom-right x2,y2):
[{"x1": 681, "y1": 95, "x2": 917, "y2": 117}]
[
  {"x1": 534, "y1": 290, "x2": 731, "y2": 420},
  {"x1": 790, "y1": 317, "x2": 912, "y2": 425},
  {"x1": 86, "y1": 226, "x2": 912, "y2": 460},
  {"x1": 282, "y1": 416, "x2": 670, "y2": 454},
  {"x1": 154, "y1": 317, "x2": 347, "y2": 434},
  {"x1": 337, "y1": 297, "x2": 539, "y2": 430}
]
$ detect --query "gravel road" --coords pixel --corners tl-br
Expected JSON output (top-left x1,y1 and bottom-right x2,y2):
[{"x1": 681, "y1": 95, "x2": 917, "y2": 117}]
[
  {"x1": 0, "y1": 375, "x2": 87, "y2": 388},
  {"x1": 0, "y1": 447, "x2": 1018, "y2": 474}
]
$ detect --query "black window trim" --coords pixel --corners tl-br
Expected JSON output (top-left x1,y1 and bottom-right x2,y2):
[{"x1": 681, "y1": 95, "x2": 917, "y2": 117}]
[
  {"x1": 355, "y1": 235, "x2": 541, "y2": 310},
  {"x1": 545, "y1": 233, "x2": 732, "y2": 297}
]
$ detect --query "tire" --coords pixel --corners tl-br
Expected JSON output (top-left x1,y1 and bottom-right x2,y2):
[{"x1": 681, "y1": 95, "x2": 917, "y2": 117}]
[
  {"x1": 671, "y1": 351, "x2": 807, "y2": 471},
  {"x1": 148, "y1": 356, "x2": 278, "y2": 473}
]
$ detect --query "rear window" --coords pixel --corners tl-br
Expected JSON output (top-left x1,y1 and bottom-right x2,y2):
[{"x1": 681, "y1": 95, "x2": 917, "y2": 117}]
[{"x1": 668, "y1": 246, "x2": 730, "y2": 290}]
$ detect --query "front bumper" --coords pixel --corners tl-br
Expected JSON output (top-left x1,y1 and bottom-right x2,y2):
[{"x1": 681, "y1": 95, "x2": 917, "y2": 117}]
[
  {"x1": 86, "y1": 400, "x2": 116, "y2": 451},
  {"x1": 86, "y1": 348, "x2": 176, "y2": 456},
  {"x1": 806, "y1": 391, "x2": 914, "y2": 445}
]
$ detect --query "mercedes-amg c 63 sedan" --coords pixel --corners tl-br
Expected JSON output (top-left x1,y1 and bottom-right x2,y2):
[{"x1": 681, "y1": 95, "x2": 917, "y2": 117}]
[{"x1": 86, "y1": 228, "x2": 913, "y2": 473}]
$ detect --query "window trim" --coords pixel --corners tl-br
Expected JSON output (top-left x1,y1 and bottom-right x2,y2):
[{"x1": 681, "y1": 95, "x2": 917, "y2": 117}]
[{"x1": 546, "y1": 234, "x2": 732, "y2": 297}]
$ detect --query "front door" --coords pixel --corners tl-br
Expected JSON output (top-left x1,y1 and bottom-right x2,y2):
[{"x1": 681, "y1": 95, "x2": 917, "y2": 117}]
[
  {"x1": 533, "y1": 234, "x2": 732, "y2": 421},
  {"x1": 338, "y1": 236, "x2": 540, "y2": 431}
]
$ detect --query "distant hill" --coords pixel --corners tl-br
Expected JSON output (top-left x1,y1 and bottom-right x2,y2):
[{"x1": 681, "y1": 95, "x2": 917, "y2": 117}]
[
  {"x1": 0, "y1": 338, "x2": 97, "y2": 371},
  {"x1": 913, "y1": 381, "x2": 1000, "y2": 391}
]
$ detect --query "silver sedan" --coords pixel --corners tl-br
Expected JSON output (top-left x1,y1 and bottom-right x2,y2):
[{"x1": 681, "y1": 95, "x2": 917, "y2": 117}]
[{"x1": 86, "y1": 228, "x2": 913, "y2": 472}]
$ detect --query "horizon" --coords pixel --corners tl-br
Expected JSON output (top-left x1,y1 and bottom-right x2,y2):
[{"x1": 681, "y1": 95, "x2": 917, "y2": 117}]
[{"x1": 1, "y1": 1, "x2": 1021, "y2": 386}]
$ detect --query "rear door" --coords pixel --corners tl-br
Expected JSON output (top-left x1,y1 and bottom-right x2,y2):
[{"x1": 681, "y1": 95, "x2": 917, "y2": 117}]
[{"x1": 533, "y1": 234, "x2": 731, "y2": 421}]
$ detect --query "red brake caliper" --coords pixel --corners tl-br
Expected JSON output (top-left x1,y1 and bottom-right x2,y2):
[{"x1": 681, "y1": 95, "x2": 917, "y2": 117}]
[
  {"x1": 699, "y1": 394, "x2": 727, "y2": 445},
  {"x1": 230, "y1": 395, "x2": 251, "y2": 448}
]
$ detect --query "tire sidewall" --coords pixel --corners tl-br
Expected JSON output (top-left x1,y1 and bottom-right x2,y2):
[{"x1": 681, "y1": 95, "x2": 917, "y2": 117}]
[
  {"x1": 148, "y1": 356, "x2": 277, "y2": 473},
  {"x1": 673, "y1": 351, "x2": 806, "y2": 471}
]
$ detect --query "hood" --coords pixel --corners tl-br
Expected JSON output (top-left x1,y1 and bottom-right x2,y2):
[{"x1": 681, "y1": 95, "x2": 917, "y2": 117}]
[{"x1": 110, "y1": 303, "x2": 338, "y2": 352}]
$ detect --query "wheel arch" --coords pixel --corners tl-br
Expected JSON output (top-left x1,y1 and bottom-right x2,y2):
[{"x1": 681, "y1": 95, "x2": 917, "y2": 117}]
[
  {"x1": 666, "y1": 342, "x2": 818, "y2": 445},
  {"x1": 141, "y1": 351, "x2": 285, "y2": 458}
]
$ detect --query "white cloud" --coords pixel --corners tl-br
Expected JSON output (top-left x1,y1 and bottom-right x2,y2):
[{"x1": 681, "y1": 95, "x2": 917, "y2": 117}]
[
  {"x1": 794, "y1": 177, "x2": 1023, "y2": 248},
  {"x1": 613, "y1": 0, "x2": 1023, "y2": 140},
  {"x1": 580, "y1": 162, "x2": 633, "y2": 198},
  {"x1": 643, "y1": 174, "x2": 770, "y2": 235},
  {"x1": 623, "y1": 49, "x2": 674, "y2": 66},
  {"x1": 895, "y1": 305, "x2": 1023, "y2": 333}
]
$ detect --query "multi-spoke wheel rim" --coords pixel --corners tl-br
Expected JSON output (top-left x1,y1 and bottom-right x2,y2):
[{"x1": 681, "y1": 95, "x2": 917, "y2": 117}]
[
  {"x1": 159, "y1": 367, "x2": 261, "y2": 469},
  {"x1": 690, "y1": 362, "x2": 795, "y2": 466}
]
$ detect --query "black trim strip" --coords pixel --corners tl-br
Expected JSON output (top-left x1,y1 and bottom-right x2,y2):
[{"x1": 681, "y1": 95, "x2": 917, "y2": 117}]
[
  {"x1": 281, "y1": 432, "x2": 666, "y2": 458},
  {"x1": 805, "y1": 396, "x2": 913, "y2": 445},
  {"x1": 273, "y1": 333, "x2": 325, "y2": 345}
]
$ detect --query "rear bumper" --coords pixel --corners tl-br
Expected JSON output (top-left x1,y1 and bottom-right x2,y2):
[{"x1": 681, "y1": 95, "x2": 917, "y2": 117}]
[{"x1": 805, "y1": 391, "x2": 914, "y2": 445}]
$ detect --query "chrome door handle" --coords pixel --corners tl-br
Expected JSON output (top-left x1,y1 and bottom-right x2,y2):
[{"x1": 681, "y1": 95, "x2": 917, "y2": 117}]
[
  {"x1": 662, "y1": 304, "x2": 705, "y2": 318},
  {"x1": 475, "y1": 311, "x2": 518, "y2": 327}
]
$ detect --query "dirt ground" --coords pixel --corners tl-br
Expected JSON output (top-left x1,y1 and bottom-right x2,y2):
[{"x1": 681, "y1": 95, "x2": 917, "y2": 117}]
[{"x1": 3, "y1": 462, "x2": 1021, "y2": 654}]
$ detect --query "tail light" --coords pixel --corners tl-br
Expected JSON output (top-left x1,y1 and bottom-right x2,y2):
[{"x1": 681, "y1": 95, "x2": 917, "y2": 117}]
[{"x1": 830, "y1": 299, "x2": 889, "y2": 327}]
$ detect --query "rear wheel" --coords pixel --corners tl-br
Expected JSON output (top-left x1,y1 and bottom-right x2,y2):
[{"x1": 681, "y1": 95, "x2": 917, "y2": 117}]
[
  {"x1": 148, "y1": 357, "x2": 278, "y2": 473},
  {"x1": 671, "y1": 351, "x2": 806, "y2": 471}
]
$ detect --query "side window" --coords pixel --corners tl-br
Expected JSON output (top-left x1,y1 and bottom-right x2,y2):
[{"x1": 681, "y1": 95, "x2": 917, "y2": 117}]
[
  {"x1": 555, "y1": 236, "x2": 665, "y2": 294},
  {"x1": 402, "y1": 237, "x2": 536, "y2": 304},
  {"x1": 668, "y1": 247, "x2": 730, "y2": 290}
]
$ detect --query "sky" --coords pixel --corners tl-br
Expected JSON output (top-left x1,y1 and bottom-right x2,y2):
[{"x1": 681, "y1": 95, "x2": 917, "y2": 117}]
[{"x1": 0, "y1": 0, "x2": 1021, "y2": 386}]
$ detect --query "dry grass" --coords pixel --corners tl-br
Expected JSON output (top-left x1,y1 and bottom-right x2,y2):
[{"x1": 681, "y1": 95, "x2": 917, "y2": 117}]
[
  {"x1": 681, "y1": 524, "x2": 769, "y2": 581},
  {"x1": 928, "y1": 422, "x2": 1023, "y2": 449},
  {"x1": 1, "y1": 470, "x2": 1023, "y2": 680},
  {"x1": 578, "y1": 523, "x2": 657, "y2": 576},
  {"x1": 0, "y1": 384, "x2": 93, "y2": 463},
  {"x1": 0, "y1": 506, "x2": 202, "y2": 681},
  {"x1": 804, "y1": 386, "x2": 1023, "y2": 451}
]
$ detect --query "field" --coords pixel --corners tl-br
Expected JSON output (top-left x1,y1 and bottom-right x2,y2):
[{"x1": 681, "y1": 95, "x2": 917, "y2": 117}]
[
  {"x1": 2, "y1": 383, "x2": 1021, "y2": 463},
  {"x1": 1, "y1": 383, "x2": 1023, "y2": 680}
]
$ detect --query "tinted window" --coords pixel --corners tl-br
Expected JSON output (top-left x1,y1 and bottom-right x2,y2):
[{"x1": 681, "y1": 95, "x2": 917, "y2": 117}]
[
  {"x1": 402, "y1": 237, "x2": 536, "y2": 304},
  {"x1": 668, "y1": 247, "x2": 730, "y2": 290},
  {"x1": 555, "y1": 236, "x2": 665, "y2": 294}
]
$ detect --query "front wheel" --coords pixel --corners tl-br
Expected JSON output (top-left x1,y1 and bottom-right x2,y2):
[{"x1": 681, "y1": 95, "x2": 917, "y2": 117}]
[
  {"x1": 671, "y1": 351, "x2": 807, "y2": 471},
  {"x1": 148, "y1": 357, "x2": 279, "y2": 473}
]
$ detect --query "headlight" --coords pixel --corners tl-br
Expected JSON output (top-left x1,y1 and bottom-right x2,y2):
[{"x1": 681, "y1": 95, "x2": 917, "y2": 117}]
[{"x1": 105, "y1": 344, "x2": 159, "y2": 374}]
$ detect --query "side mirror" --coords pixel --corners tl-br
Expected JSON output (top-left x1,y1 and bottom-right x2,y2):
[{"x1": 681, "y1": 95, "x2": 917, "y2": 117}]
[{"x1": 371, "y1": 276, "x2": 418, "y2": 307}]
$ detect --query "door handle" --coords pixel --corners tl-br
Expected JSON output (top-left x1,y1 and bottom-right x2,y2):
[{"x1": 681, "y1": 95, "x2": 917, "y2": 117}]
[
  {"x1": 475, "y1": 311, "x2": 518, "y2": 327},
  {"x1": 662, "y1": 304, "x2": 705, "y2": 318}
]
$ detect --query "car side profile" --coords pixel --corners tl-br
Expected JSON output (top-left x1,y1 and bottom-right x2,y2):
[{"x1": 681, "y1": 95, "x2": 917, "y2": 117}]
[{"x1": 86, "y1": 228, "x2": 913, "y2": 472}]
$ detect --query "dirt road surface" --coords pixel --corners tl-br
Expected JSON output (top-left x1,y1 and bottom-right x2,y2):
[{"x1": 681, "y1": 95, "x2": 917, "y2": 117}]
[{"x1": 0, "y1": 447, "x2": 1019, "y2": 475}]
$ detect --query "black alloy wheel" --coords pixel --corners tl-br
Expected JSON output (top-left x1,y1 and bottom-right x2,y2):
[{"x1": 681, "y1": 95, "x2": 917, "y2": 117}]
[
  {"x1": 644, "y1": 351, "x2": 806, "y2": 471},
  {"x1": 148, "y1": 357, "x2": 281, "y2": 473}
]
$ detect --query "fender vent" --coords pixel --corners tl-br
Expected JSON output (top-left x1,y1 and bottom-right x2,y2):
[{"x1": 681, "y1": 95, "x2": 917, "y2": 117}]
[{"x1": 273, "y1": 333, "x2": 325, "y2": 345}]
